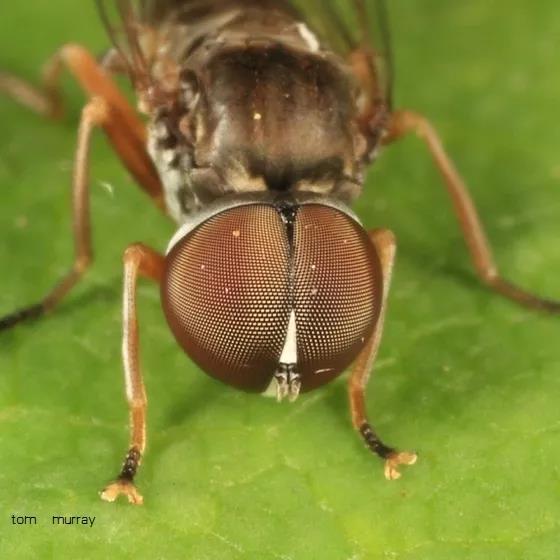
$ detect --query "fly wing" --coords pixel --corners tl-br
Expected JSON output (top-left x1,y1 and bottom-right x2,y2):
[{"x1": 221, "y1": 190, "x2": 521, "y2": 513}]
[
  {"x1": 95, "y1": 0, "x2": 392, "y2": 112},
  {"x1": 95, "y1": 1, "x2": 220, "y2": 104},
  {"x1": 289, "y1": 0, "x2": 394, "y2": 110},
  {"x1": 95, "y1": 1, "x2": 300, "y2": 97},
  {"x1": 95, "y1": 0, "x2": 156, "y2": 92}
]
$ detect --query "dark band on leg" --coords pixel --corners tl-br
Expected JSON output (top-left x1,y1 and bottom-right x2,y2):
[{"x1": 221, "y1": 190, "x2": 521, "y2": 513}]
[
  {"x1": 101, "y1": 444, "x2": 144, "y2": 504},
  {"x1": 0, "y1": 304, "x2": 44, "y2": 332},
  {"x1": 359, "y1": 422, "x2": 395, "y2": 459},
  {"x1": 118, "y1": 446, "x2": 142, "y2": 482}
]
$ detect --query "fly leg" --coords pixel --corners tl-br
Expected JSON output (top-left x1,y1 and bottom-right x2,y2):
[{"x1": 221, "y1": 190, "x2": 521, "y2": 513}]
[
  {"x1": 100, "y1": 244, "x2": 165, "y2": 505},
  {"x1": 0, "y1": 46, "x2": 165, "y2": 332},
  {"x1": 0, "y1": 64, "x2": 63, "y2": 119},
  {"x1": 385, "y1": 110, "x2": 560, "y2": 313},
  {"x1": 0, "y1": 97, "x2": 106, "y2": 331},
  {"x1": 349, "y1": 229, "x2": 417, "y2": 480},
  {"x1": 348, "y1": 50, "x2": 392, "y2": 167},
  {"x1": 0, "y1": 44, "x2": 163, "y2": 202}
]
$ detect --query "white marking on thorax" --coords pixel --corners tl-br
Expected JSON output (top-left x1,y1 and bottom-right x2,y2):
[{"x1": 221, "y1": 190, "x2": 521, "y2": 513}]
[
  {"x1": 147, "y1": 125, "x2": 201, "y2": 224},
  {"x1": 296, "y1": 22, "x2": 321, "y2": 53}
]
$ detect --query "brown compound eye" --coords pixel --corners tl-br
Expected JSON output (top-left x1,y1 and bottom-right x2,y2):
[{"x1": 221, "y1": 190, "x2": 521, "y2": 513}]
[
  {"x1": 162, "y1": 204, "x2": 292, "y2": 392},
  {"x1": 162, "y1": 200, "x2": 383, "y2": 396},
  {"x1": 293, "y1": 205, "x2": 383, "y2": 392}
]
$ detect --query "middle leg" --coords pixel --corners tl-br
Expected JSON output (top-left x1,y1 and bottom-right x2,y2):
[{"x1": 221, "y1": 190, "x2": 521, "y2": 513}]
[
  {"x1": 0, "y1": 96, "x2": 108, "y2": 332},
  {"x1": 1, "y1": 45, "x2": 166, "y2": 332},
  {"x1": 0, "y1": 44, "x2": 164, "y2": 204}
]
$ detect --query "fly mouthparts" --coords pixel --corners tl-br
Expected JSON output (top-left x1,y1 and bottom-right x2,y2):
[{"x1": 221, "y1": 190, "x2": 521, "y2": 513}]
[{"x1": 274, "y1": 364, "x2": 301, "y2": 403}]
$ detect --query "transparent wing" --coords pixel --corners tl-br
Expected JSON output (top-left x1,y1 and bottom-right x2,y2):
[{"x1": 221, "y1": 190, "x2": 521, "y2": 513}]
[
  {"x1": 95, "y1": 0, "x2": 393, "y2": 110},
  {"x1": 94, "y1": 0, "x2": 198, "y2": 100},
  {"x1": 95, "y1": 0, "x2": 154, "y2": 89},
  {"x1": 94, "y1": 1, "x2": 298, "y2": 86},
  {"x1": 289, "y1": 0, "x2": 394, "y2": 110}
]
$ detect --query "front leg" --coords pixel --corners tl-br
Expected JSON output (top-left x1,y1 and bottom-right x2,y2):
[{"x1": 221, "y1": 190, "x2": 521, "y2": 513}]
[
  {"x1": 348, "y1": 229, "x2": 417, "y2": 480},
  {"x1": 101, "y1": 244, "x2": 165, "y2": 505}
]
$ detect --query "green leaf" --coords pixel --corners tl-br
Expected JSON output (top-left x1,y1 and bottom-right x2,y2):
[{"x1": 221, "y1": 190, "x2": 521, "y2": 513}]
[{"x1": 1, "y1": 2, "x2": 559, "y2": 558}]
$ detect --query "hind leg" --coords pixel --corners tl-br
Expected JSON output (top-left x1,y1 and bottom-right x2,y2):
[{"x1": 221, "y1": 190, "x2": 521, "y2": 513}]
[{"x1": 385, "y1": 110, "x2": 560, "y2": 313}]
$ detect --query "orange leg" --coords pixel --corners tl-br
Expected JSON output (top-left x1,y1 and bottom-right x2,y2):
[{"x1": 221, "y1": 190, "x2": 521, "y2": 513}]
[
  {"x1": 350, "y1": 47, "x2": 390, "y2": 160},
  {"x1": 385, "y1": 109, "x2": 560, "y2": 313},
  {"x1": 0, "y1": 45, "x2": 165, "y2": 331},
  {"x1": 0, "y1": 69, "x2": 62, "y2": 118},
  {"x1": 348, "y1": 229, "x2": 417, "y2": 480},
  {"x1": 101, "y1": 244, "x2": 165, "y2": 505},
  {"x1": 0, "y1": 44, "x2": 163, "y2": 204}
]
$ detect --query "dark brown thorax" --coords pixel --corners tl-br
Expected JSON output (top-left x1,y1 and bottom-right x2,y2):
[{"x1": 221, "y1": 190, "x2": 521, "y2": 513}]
[
  {"x1": 194, "y1": 44, "x2": 360, "y2": 193},
  {"x1": 142, "y1": 1, "x2": 367, "y2": 221}
]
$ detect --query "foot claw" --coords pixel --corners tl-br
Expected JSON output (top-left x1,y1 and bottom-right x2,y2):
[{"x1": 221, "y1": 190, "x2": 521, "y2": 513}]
[
  {"x1": 384, "y1": 451, "x2": 418, "y2": 480},
  {"x1": 100, "y1": 478, "x2": 144, "y2": 505}
]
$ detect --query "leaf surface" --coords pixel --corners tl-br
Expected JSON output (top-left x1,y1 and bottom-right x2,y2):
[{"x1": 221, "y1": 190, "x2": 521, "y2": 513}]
[{"x1": 1, "y1": 2, "x2": 559, "y2": 558}]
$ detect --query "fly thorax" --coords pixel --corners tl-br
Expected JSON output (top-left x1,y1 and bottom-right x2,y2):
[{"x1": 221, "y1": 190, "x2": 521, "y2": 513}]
[{"x1": 147, "y1": 118, "x2": 201, "y2": 223}]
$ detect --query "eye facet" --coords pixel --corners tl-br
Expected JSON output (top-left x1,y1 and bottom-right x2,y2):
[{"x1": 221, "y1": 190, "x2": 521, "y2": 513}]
[{"x1": 162, "y1": 204, "x2": 292, "y2": 392}]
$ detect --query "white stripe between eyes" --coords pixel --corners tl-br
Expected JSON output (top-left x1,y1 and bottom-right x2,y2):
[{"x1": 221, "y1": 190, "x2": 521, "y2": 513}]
[{"x1": 279, "y1": 310, "x2": 298, "y2": 365}]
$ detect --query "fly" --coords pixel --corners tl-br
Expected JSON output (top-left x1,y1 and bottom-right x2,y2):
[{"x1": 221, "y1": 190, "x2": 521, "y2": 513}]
[{"x1": 1, "y1": 0, "x2": 558, "y2": 505}]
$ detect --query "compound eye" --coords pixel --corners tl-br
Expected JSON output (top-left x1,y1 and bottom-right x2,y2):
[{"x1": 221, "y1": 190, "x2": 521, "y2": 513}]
[
  {"x1": 294, "y1": 205, "x2": 383, "y2": 391},
  {"x1": 162, "y1": 205, "x2": 291, "y2": 392}
]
